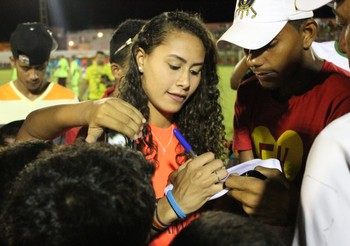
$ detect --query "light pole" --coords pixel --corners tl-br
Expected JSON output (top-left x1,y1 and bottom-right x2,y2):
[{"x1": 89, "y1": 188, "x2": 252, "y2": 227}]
[{"x1": 39, "y1": 0, "x2": 49, "y2": 26}]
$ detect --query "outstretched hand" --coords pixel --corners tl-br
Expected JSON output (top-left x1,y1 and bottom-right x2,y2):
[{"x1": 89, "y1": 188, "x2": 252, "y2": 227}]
[
  {"x1": 225, "y1": 166, "x2": 298, "y2": 225},
  {"x1": 84, "y1": 98, "x2": 145, "y2": 143}
]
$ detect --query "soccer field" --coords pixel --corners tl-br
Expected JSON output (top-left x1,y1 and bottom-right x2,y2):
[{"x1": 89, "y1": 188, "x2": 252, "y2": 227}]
[
  {"x1": 0, "y1": 69, "x2": 12, "y2": 85},
  {"x1": 217, "y1": 65, "x2": 236, "y2": 141},
  {"x1": 0, "y1": 65, "x2": 236, "y2": 140}
]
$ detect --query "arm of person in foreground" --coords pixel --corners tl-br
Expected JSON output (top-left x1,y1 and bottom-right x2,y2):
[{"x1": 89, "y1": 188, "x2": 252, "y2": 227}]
[
  {"x1": 150, "y1": 152, "x2": 228, "y2": 237},
  {"x1": 16, "y1": 98, "x2": 145, "y2": 143},
  {"x1": 225, "y1": 165, "x2": 299, "y2": 226}
]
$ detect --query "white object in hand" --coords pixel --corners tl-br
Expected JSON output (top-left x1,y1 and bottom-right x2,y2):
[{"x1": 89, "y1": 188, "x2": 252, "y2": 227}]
[{"x1": 164, "y1": 158, "x2": 282, "y2": 201}]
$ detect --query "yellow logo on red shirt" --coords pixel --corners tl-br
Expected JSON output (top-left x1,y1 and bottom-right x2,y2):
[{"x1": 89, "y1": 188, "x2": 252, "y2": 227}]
[{"x1": 251, "y1": 126, "x2": 303, "y2": 180}]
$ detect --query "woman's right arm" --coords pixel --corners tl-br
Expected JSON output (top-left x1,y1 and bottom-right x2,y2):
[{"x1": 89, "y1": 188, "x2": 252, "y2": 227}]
[
  {"x1": 16, "y1": 98, "x2": 145, "y2": 142},
  {"x1": 150, "y1": 152, "x2": 228, "y2": 236}
]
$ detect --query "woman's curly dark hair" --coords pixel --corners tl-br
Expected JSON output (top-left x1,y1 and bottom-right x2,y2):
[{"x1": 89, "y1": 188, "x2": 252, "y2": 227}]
[{"x1": 118, "y1": 11, "x2": 227, "y2": 163}]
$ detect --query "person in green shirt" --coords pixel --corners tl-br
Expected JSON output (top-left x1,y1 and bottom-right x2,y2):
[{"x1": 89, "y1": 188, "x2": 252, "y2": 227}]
[
  {"x1": 54, "y1": 55, "x2": 69, "y2": 87},
  {"x1": 79, "y1": 51, "x2": 114, "y2": 100},
  {"x1": 69, "y1": 55, "x2": 81, "y2": 95}
]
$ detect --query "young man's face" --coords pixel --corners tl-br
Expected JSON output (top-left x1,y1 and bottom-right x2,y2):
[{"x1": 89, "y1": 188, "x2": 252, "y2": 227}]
[
  {"x1": 334, "y1": 0, "x2": 350, "y2": 65},
  {"x1": 243, "y1": 23, "x2": 304, "y2": 90},
  {"x1": 95, "y1": 53, "x2": 106, "y2": 65},
  {"x1": 10, "y1": 55, "x2": 48, "y2": 94}
]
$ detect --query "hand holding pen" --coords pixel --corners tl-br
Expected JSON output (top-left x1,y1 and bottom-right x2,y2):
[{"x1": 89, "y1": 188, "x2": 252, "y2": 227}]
[
  {"x1": 173, "y1": 128, "x2": 266, "y2": 180},
  {"x1": 166, "y1": 128, "x2": 227, "y2": 205},
  {"x1": 173, "y1": 129, "x2": 197, "y2": 158}
]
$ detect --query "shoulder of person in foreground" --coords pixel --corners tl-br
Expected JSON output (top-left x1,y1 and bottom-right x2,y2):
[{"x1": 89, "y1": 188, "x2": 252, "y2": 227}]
[{"x1": 294, "y1": 112, "x2": 350, "y2": 246}]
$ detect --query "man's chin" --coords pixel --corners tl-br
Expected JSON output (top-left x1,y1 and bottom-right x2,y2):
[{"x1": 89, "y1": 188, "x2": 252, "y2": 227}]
[
  {"x1": 259, "y1": 80, "x2": 279, "y2": 90},
  {"x1": 28, "y1": 87, "x2": 44, "y2": 95}
]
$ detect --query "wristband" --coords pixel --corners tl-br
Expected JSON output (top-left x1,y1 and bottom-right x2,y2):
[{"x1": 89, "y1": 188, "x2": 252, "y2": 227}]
[
  {"x1": 165, "y1": 190, "x2": 186, "y2": 219},
  {"x1": 155, "y1": 200, "x2": 171, "y2": 228},
  {"x1": 152, "y1": 219, "x2": 166, "y2": 232},
  {"x1": 151, "y1": 199, "x2": 170, "y2": 232}
]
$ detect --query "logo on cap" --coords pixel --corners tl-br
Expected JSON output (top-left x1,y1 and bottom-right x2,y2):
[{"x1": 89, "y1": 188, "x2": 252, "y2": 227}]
[
  {"x1": 236, "y1": 0, "x2": 257, "y2": 19},
  {"x1": 18, "y1": 55, "x2": 30, "y2": 65}
]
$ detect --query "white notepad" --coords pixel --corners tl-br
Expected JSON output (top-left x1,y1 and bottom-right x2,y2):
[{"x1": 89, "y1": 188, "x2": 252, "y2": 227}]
[{"x1": 164, "y1": 158, "x2": 282, "y2": 201}]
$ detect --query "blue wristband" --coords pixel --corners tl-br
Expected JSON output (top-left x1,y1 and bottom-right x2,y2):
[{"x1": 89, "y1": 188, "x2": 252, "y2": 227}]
[{"x1": 166, "y1": 190, "x2": 187, "y2": 219}]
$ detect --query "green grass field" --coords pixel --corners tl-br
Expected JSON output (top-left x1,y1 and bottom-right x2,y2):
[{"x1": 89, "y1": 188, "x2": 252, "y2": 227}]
[
  {"x1": 0, "y1": 69, "x2": 12, "y2": 86},
  {"x1": 217, "y1": 65, "x2": 236, "y2": 140},
  {"x1": 0, "y1": 65, "x2": 236, "y2": 140}
]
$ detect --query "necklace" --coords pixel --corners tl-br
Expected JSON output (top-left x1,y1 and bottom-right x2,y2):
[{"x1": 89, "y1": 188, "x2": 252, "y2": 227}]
[{"x1": 151, "y1": 125, "x2": 174, "y2": 153}]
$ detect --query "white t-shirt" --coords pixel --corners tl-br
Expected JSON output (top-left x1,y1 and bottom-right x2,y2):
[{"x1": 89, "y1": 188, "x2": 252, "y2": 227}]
[
  {"x1": 0, "y1": 81, "x2": 78, "y2": 125},
  {"x1": 312, "y1": 41, "x2": 349, "y2": 71},
  {"x1": 293, "y1": 113, "x2": 350, "y2": 246}
]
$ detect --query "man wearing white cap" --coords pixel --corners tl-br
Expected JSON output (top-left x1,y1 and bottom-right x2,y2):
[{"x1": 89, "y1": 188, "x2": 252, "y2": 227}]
[
  {"x1": 218, "y1": 0, "x2": 350, "y2": 243},
  {"x1": 292, "y1": 1, "x2": 350, "y2": 245}
]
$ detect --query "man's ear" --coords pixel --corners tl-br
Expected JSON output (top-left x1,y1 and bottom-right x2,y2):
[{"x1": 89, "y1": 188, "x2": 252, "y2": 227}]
[
  {"x1": 135, "y1": 48, "x2": 145, "y2": 73},
  {"x1": 9, "y1": 56, "x2": 16, "y2": 68},
  {"x1": 302, "y1": 19, "x2": 318, "y2": 50},
  {"x1": 110, "y1": 63, "x2": 123, "y2": 80}
]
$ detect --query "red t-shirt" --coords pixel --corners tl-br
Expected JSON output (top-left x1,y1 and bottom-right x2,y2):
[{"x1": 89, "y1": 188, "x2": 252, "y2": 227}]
[{"x1": 233, "y1": 61, "x2": 350, "y2": 185}]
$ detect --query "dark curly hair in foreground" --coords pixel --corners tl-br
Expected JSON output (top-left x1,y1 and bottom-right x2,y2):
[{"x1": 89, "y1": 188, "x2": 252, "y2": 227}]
[
  {"x1": 171, "y1": 211, "x2": 286, "y2": 246},
  {"x1": 0, "y1": 140, "x2": 54, "y2": 210},
  {"x1": 1, "y1": 143, "x2": 155, "y2": 246}
]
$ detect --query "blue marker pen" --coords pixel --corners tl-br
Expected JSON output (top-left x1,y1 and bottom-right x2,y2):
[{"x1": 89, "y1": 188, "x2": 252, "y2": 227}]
[{"x1": 173, "y1": 129, "x2": 197, "y2": 158}]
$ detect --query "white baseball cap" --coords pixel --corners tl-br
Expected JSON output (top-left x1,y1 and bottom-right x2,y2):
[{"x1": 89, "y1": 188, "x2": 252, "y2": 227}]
[
  {"x1": 296, "y1": 0, "x2": 332, "y2": 11},
  {"x1": 217, "y1": 0, "x2": 314, "y2": 50}
]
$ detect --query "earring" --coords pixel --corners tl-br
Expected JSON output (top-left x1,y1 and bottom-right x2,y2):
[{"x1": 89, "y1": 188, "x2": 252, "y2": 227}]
[{"x1": 138, "y1": 66, "x2": 143, "y2": 73}]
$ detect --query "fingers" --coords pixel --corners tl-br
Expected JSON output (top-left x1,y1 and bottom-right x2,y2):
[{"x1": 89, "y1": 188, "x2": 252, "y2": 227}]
[
  {"x1": 85, "y1": 128, "x2": 104, "y2": 143},
  {"x1": 208, "y1": 182, "x2": 226, "y2": 197},
  {"x1": 110, "y1": 98, "x2": 145, "y2": 126},
  {"x1": 188, "y1": 152, "x2": 224, "y2": 171},
  {"x1": 185, "y1": 152, "x2": 227, "y2": 186},
  {"x1": 212, "y1": 168, "x2": 228, "y2": 183},
  {"x1": 225, "y1": 167, "x2": 292, "y2": 224},
  {"x1": 225, "y1": 174, "x2": 265, "y2": 192},
  {"x1": 186, "y1": 152, "x2": 216, "y2": 169},
  {"x1": 255, "y1": 166, "x2": 282, "y2": 178},
  {"x1": 90, "y1": 98, "x2": 146, "y2": 139},
  {"x1": 171, "y1": 153, "x2": 226, "y2": 211},
  {"x1": 227, "y1": 188, "x2": 262, "y2": 210}
]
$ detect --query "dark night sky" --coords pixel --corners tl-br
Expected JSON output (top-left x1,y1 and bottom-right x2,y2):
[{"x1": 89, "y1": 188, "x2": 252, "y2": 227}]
[{"x1": 0, "y1": 0, "x2": 334, "y2": 42}]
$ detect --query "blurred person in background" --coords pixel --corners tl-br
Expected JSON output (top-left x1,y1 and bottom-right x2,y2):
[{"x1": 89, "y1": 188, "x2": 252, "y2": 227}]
[
  {"x1": 79, "y1": 50, "x2": 114, "y2": 100},
  {"x1": 312, "y1": 26, "x2": 349, "y2": 71},
  {"x1": 54, "y1": 55, "x2": 69, "y2": 87},
  {"x1": 0, "y1": 22, "x2": 78, "y2": 135},
  {"x1": 104, "y1": 18, "x2": 147, "y2": 97},
  {"x1": 69, "y1": 55, "x2": 82, "y2": 95}
]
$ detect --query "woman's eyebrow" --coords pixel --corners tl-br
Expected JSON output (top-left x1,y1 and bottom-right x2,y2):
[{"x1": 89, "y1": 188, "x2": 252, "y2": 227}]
[{"x1": 169, "y1": 54, "x2": 204, "y2": 66}]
